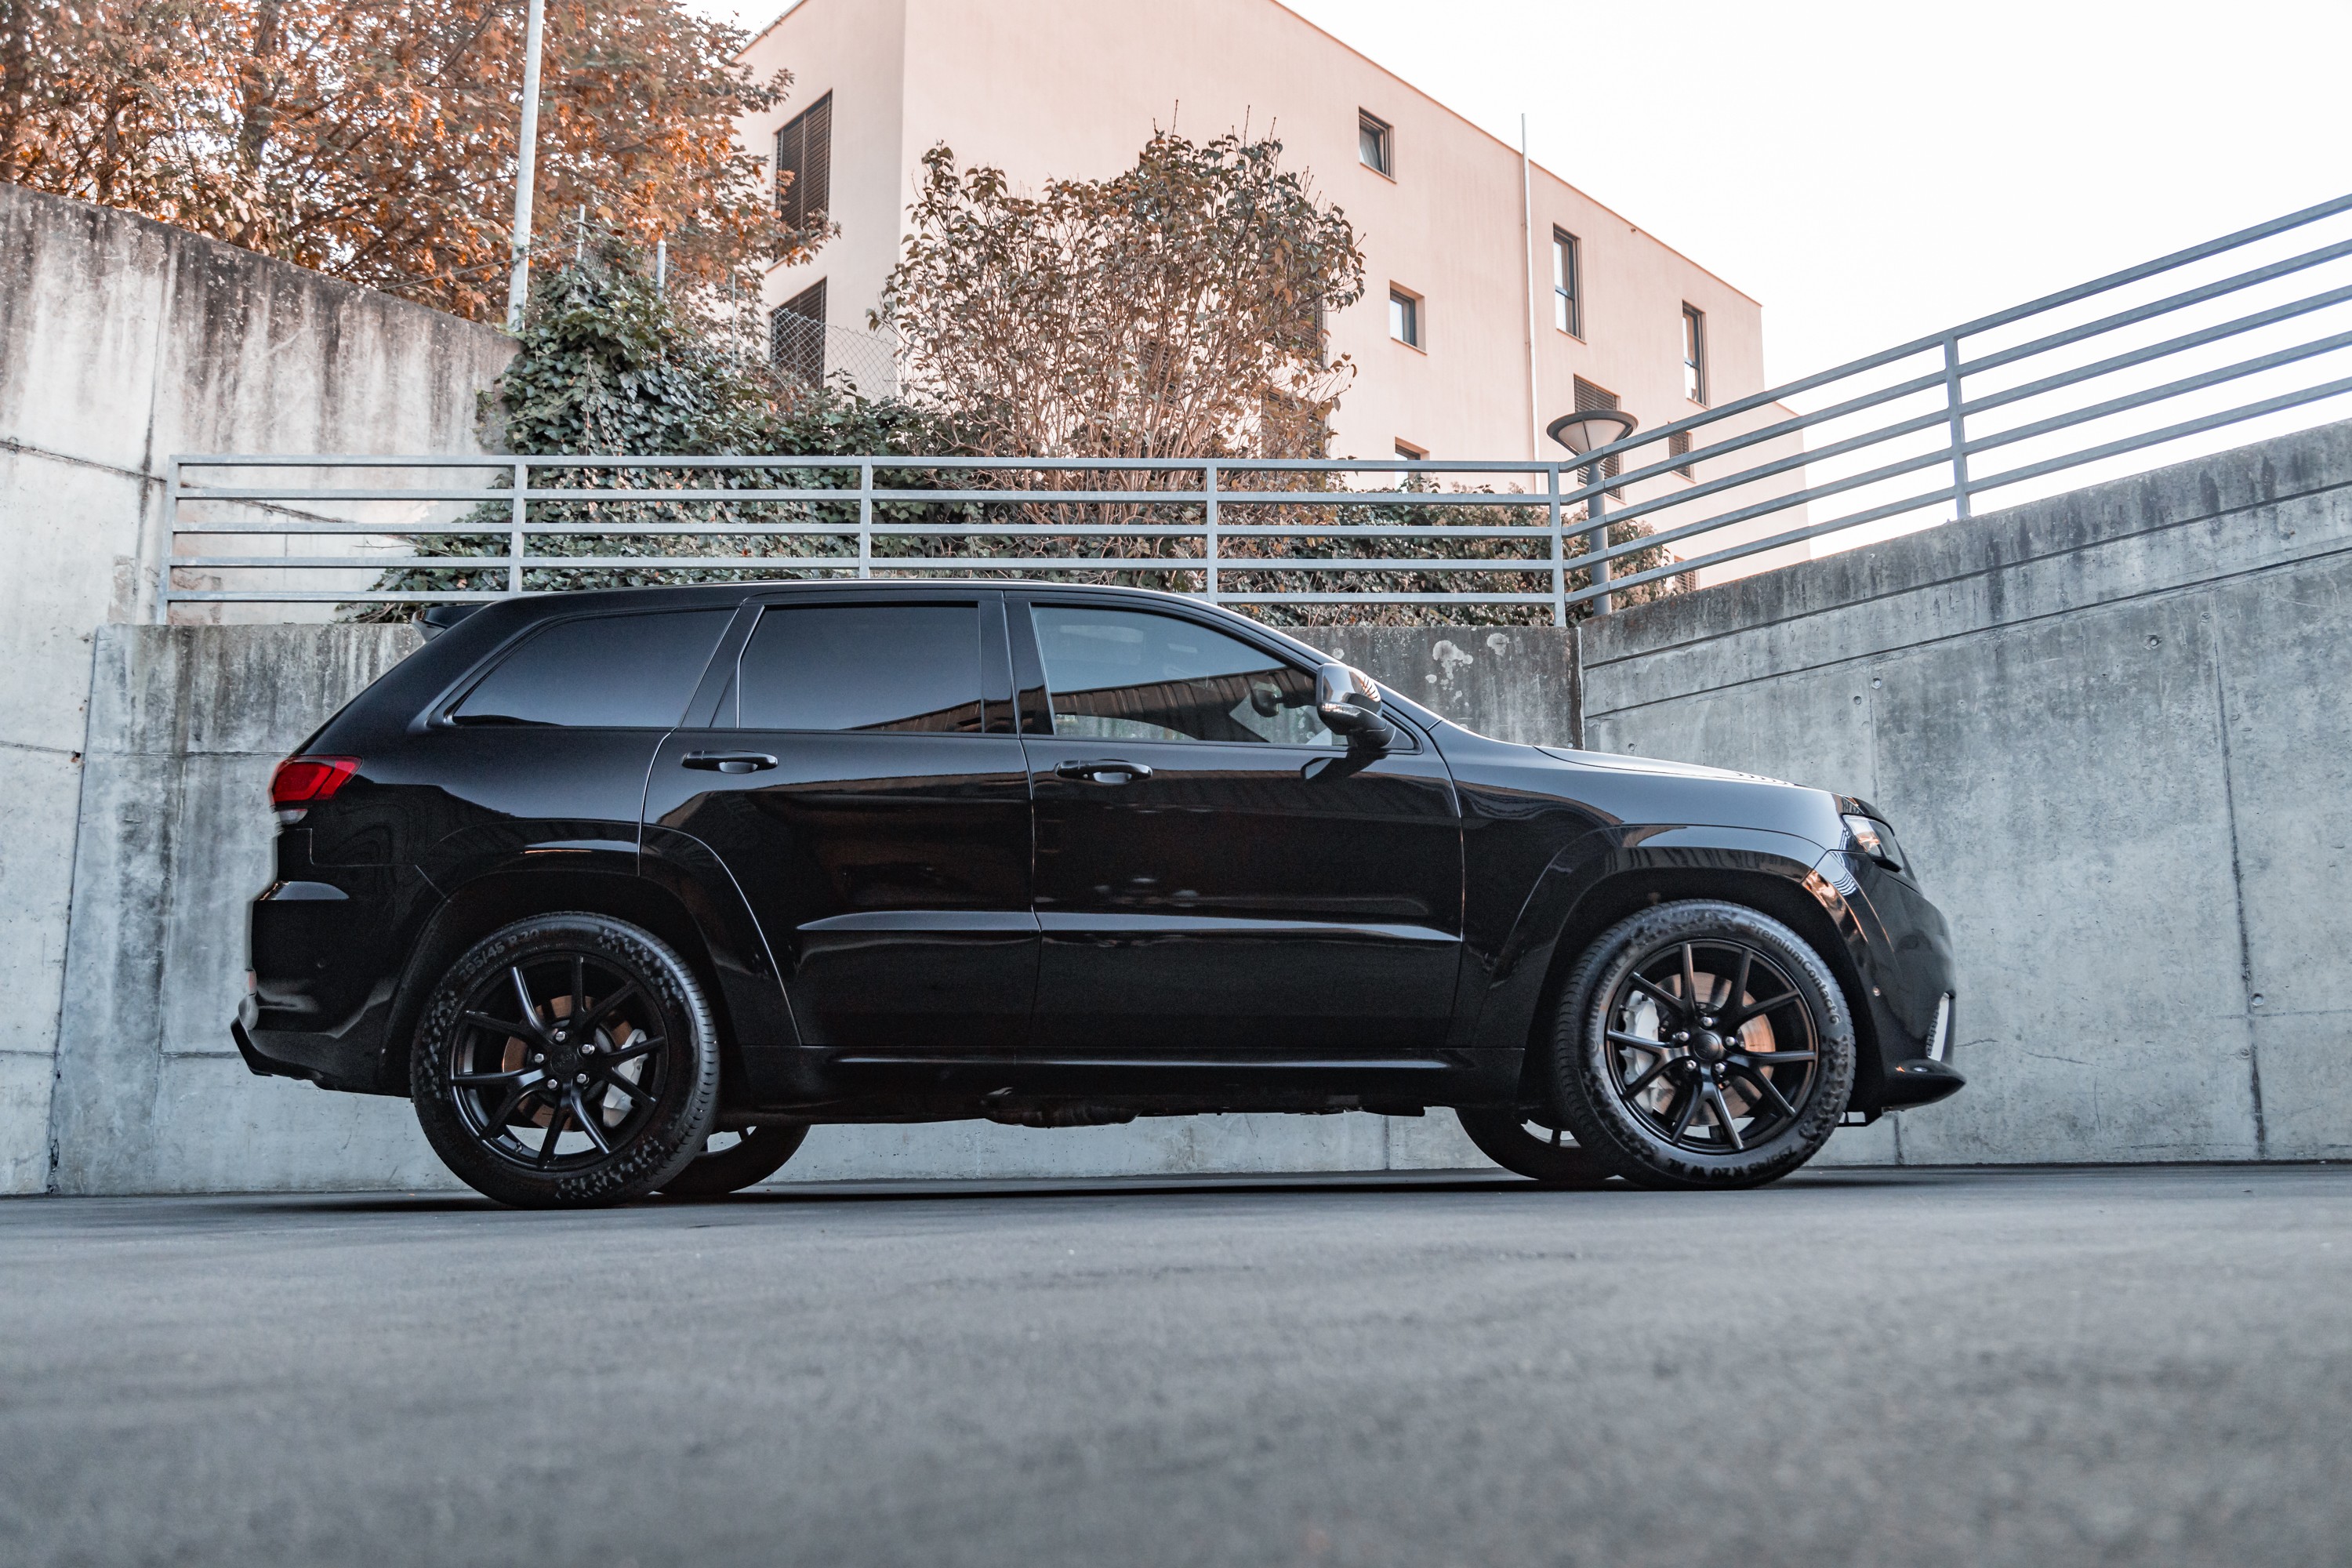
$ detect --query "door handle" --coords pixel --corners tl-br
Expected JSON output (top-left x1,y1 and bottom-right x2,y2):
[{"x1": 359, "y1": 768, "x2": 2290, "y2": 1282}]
[
  {"x1": 682, "y1": 751, "x2": 779, "y2": 775},
  {"x1": 1053, "y1": 759, "x2": 1152, "y2": 785}
]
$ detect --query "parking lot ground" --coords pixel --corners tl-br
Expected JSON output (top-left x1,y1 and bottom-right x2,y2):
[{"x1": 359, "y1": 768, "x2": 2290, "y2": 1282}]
[{"x1": 4, "y1": 1163, "x2": 2350, "y2": 1568}]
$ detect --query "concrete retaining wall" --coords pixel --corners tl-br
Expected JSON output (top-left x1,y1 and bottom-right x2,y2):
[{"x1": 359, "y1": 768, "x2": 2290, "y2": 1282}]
[
  {"x1": 0, "y1": 185, "x2": 514, "y2": 1192},
  {"x1": 1581, "y1": 419, "x2": 2352, "y2": 1166},
  {"x1": 45, "y1": 624, "x2": 1581, "y2": 1192}
]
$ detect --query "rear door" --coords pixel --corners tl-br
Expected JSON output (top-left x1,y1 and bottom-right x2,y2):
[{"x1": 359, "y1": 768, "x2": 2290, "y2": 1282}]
[
  {"x1": 1014, "y1": 595, "x2": 1463, "y2": 1054},
  {"x1": 643, "y1": 591, "x2": 1035, "y2": 1050}
]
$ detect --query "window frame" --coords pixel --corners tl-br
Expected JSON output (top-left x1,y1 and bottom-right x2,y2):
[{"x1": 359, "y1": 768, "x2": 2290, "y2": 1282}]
[
  {"x1": 720, "y1": 597, "x2": 1000, "y2": 735},
  {"x1": 1011, "y1": 593, "x2": 1417, "y2": 752},
  {"x1": 1358, "y1": 111, "x2": 1394, "y2": 179},
  {"x1": 770, "y1": 278, "x2": 827, "y2": 385},
  {"x1": 1682, "y1": 303, "x2": 1708, "y2": 405},
  {"x1": 774, "y1": 91, "x2": 833, "y2": 231},
  {"x1": 1552, "y1": 227, "x2": 1582, "y2": 339},
  {"x1": 434, "y1": 606, "x2": 736, "y2": 730},
  {"x1": 1393, "y1": 438, "x2": 1427, "y2": 463},
  {"x1": 1388, "y1": 285, "x2": 1423, "y2": 350}
]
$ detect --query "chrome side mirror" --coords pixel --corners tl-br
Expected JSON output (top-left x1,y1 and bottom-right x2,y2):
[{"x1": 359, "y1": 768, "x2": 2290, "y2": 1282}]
[{"x1": 1316, "y1": 662, "x2": 1394, "y2": 750}]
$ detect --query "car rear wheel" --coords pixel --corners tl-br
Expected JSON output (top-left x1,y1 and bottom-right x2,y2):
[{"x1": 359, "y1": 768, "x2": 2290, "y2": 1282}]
[
  {"x1": 410, "y1": 913, "x2": 721, "y2": 1208},
  {"x1": 1546, "y1": 901, "x2": 1853, "y2": 1190},
  {"x1": 1454, "y1": 1106, "x2": 1615, "y2": 1188},
  {"x1": 656, "y1": 1124, "x2": 811, "y2": 1198}
]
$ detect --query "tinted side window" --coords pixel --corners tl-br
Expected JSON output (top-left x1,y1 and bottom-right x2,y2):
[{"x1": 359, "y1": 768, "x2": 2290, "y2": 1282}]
[
  {"x1": 452, "y1": 609, "x2": 733, "y2": 728},
  {"x1": 1029, "y1": 606, "x2": 1336, "y2": 746},
  {"x1": 734, "y1": 604, "x2": 984, "y2": 733}
]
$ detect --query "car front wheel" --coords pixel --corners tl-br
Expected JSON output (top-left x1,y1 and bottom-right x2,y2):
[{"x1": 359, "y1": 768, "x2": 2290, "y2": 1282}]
[
  {"x1": 1546, "y1": 901, "x2": 1854, "y2": 1189},
  {"x1": 411, "y1": 913, "x2": 721, "y2": 1208}
]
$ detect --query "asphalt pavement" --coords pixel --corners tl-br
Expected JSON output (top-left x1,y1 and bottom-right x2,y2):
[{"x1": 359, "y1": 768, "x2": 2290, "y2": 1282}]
[{"x1": 4, "y1": 1163, "x2": 2349, "y2": 1568}]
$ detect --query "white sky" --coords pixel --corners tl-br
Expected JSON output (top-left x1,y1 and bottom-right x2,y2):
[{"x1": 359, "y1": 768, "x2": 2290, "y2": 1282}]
[{"x1": 690, "y1": 0, "x2": 2352, "y2": 385}]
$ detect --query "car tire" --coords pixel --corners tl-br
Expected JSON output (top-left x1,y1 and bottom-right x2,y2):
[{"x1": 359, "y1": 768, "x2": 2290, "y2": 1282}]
[
  {"x1": 1454, "y1": 1106, "x2": 1615, "y2": 1188},
  {"x1": 411, "y1": 913, "x2": 722, "y2": 1208},
  {"x1": 1546, "y1": 900, "x2": 1854, "y2": 1190},
  {"x1": 656, "y1": 1125, "x2": 811, "y2": 1198}
]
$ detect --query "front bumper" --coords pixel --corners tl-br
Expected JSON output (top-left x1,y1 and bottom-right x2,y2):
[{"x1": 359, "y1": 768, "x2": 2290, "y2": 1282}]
[{"x1": 1814, "y1": 848, "x2": 1963, "y2": 1114}]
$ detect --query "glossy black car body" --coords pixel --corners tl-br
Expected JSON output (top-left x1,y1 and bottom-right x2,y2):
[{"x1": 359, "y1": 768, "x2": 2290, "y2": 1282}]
[{"x1": 237, "y1": 581, "x2": 1961, "y2": 1152}]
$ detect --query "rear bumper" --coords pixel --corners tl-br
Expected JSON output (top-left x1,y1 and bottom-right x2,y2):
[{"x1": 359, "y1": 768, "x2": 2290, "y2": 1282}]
[{"x1": 233, "y1": 993, "x2": 394, "y2": 1094}]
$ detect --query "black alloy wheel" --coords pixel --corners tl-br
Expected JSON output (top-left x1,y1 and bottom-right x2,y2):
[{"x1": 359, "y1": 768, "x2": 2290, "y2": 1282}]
[
  {"x1": 1547, "y1": 901, "x2": 1853, "y2": 1189},
  {"x1": 411, "y1": 914, "x2": 720, "y2": 1207},
  {"x1": 1454, "y1": 1106, "x2": 1614, "y2": 1188},
  {"x1": 657, "y1": 1124, "x2": 811, "y2": 1198}
]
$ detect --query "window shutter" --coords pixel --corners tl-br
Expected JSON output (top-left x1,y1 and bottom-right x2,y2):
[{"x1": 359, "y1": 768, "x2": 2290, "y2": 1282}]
[
  {"x1": 775, "y1": 93, "x2": 833, "y2": 230},
  {"x1": 770, "y1": 280, "x2": 827, "y2": 387}
]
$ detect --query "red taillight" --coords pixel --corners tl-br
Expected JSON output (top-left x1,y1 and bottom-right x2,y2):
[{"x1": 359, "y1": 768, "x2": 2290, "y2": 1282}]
[{"x1": 270, "y1": 756, "x2": 360, "y2": 808}]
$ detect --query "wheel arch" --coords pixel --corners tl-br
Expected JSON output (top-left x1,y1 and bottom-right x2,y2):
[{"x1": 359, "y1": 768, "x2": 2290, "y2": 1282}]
[
  {"x1": 372, "y1": 868, "x2": 737, "y2": 1097},
  {"x1": 1496, "y1": 844, "x2": 1884, "y2": 1111}
]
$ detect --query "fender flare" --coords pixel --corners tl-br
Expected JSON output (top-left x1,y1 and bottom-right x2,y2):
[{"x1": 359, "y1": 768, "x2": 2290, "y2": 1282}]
[{"x1": 1465, "y1": 824, "x2": 1877, "y2": 1097}]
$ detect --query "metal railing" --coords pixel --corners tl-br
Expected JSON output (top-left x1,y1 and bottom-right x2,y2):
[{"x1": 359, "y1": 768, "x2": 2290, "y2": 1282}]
[{"x1": 162, "y1": 191, "x2": 2352, "y2": 623}]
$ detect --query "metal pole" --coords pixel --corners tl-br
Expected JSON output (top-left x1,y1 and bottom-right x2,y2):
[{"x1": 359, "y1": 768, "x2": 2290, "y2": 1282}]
[
  {"x1": 154, "y1": 458, "x2": 180, "y2": 624},
  {"x1": 1203, "y1": 461, "x2": 1220, "y2": 604},
  {"x1": 503, "y1": 0, "x2": 546, "y2": 333},
  {"x1": 858, "y1": 459, "x2": 873, "y2": 577},
  {"x1": 1546, "y1": 463, "x2": 1565, "y2": 627},
  {"x1": 655, "y1": 238, "x2": 666, "y2": 296},
  {"x1": 508, "y1": 460, "x2": 528, "y2": 594},
  {"x1": 1588, "y1": 471, "x2": 1613, "y2": 617},
  {"x1": 1943, "y1": 331, "x2": 1973, "y2": 519},
  {"x1": 1520, "y1": 114, "x2": 1542, "y2": 461}
]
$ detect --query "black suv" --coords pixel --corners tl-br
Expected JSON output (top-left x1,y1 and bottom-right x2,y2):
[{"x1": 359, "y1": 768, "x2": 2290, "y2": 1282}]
[{"x1": 234, "y1": 581, "x2": 1962, "y2": 1206}]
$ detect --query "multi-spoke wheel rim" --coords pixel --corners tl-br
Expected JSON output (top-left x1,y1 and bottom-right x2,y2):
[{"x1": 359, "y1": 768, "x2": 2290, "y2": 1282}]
[
  {"x1": 1602, "y1": 938, "x2": 1820, "y2": 1154},
  {"x1": 445, "y1": 953, "x2": 670, "y2": 1172}
]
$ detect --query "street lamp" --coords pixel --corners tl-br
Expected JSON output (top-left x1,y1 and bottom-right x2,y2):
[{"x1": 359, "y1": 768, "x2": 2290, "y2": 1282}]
[
  {"x1": 1546, "y1": 408, "x2": 1638, "y2": 616},
  {"x1": 504, "y1": 0, "x2": 547, "y2": 333}
]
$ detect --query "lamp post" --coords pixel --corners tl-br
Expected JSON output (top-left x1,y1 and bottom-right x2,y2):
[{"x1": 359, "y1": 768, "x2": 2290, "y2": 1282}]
[
  {"x1": 504, "y1": 0, "x2": 547, "y2": 333},
  {"x1": 1547, "y1": 407, "x2": 1638, "y2": 616}
]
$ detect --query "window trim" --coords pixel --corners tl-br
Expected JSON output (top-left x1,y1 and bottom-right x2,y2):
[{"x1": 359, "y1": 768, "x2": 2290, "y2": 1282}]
[
  {"x1": 433, "y1": 606, "x2": 738, "y2": 730},
  {"x1": 1011, "y1": 592, "x2": 1419, "y2": 752},
  {"x1": 1393, "y1": 438, "x2": 1427, "y2": 462},
  {"x1": 771, "y1": 278, "x2": 827, "y2": 384},
  {"x1": 721, "y1": 596, "x2": 996, "y2": 735},
  {"x1": 1552, "y1": 227, "x2": 1583, "y2": 339},
  {"x1": 1358, "y1": 110, "x2": 1394, "y2": 180},
  {"x1": 1682, "y1": 302, "x2": 1708, "y2": 405},
  {"x1": 774, "y1": 90, "x2": 833, "y2": 230},
  {"x1": 1388, "y1": 285, "x2": 1424, "y2": 351}
]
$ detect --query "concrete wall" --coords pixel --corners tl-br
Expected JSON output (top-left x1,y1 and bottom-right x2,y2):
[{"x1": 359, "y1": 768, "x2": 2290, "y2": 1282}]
[
  {"x1": 45, "y1": 624, "x2": 1580, "y2": 1193},
  {"x1": 0, "y1": 183, "x2": 514, "y2": 1192},
  {"x1": 1581, "y1": 419, "x2": 2352, "y2": 1165}
]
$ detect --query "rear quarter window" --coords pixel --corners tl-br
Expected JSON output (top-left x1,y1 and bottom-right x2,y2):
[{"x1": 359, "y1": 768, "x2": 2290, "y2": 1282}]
[{"x1": 450, "y1": 608, "x2": 734, "y2": 728}]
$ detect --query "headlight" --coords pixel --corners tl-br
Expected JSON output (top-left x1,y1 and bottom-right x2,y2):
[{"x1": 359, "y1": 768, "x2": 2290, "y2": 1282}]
[{"x1": 1842, "y1": 812, "x2": 1903, "y2": 871}]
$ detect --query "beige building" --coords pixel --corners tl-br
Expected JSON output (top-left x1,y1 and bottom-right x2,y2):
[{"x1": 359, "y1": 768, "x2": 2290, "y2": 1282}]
[{"x1": 736, "y1": 0, "x2": 1802, "y2": 573}]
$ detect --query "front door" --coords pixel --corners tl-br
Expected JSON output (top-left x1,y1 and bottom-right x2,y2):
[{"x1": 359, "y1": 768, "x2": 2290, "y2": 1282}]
[
  {"x1": 644, "y1": 593, "x2": 1035, "y2": 1050},
  {"x1": 1014, "y1": 597, "x2": 1462, "y2": 1054}
]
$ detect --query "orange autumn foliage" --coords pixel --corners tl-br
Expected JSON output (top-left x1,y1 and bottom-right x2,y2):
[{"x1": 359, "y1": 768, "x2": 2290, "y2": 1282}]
[{"x1": 0, "y1": 0, "x2": 823, "y2": 320}]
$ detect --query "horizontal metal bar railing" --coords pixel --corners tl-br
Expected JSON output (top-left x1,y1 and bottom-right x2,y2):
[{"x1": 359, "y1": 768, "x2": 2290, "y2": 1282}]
[{"x1": 163, "y1": 191, "x2": 2352, "y2": 622}]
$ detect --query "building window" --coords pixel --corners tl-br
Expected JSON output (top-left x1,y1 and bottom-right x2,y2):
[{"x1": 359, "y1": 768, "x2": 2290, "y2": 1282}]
[
  {"x1": 1552, "y1": 228, "x2": 1581, "y2": 338},
  {"x1": 771, "y1": 279, "x2": 826, "y2": 386},
  {"x1": 1669, "y1": 429, "x2": 1694, "y2": 479},
  {"x1": 1388, "y1": 286, "x2": 1421, "y2": 349},
  {"x1": 1359, "y1": 111, "x2": 1392, "y2": 177},
  {"x1": 1573, "y1": 376, "x2": 1623, "y2": 497},
  {"x1": 1394, "y1": 439, "x2": 1426, "y2": 463},
  {"x1": 775, "y1": 92, "x2": 833, "y2": 231},
  {"x1": 1682, "y1": 303, "x2": 1707, "y2": 404}
]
